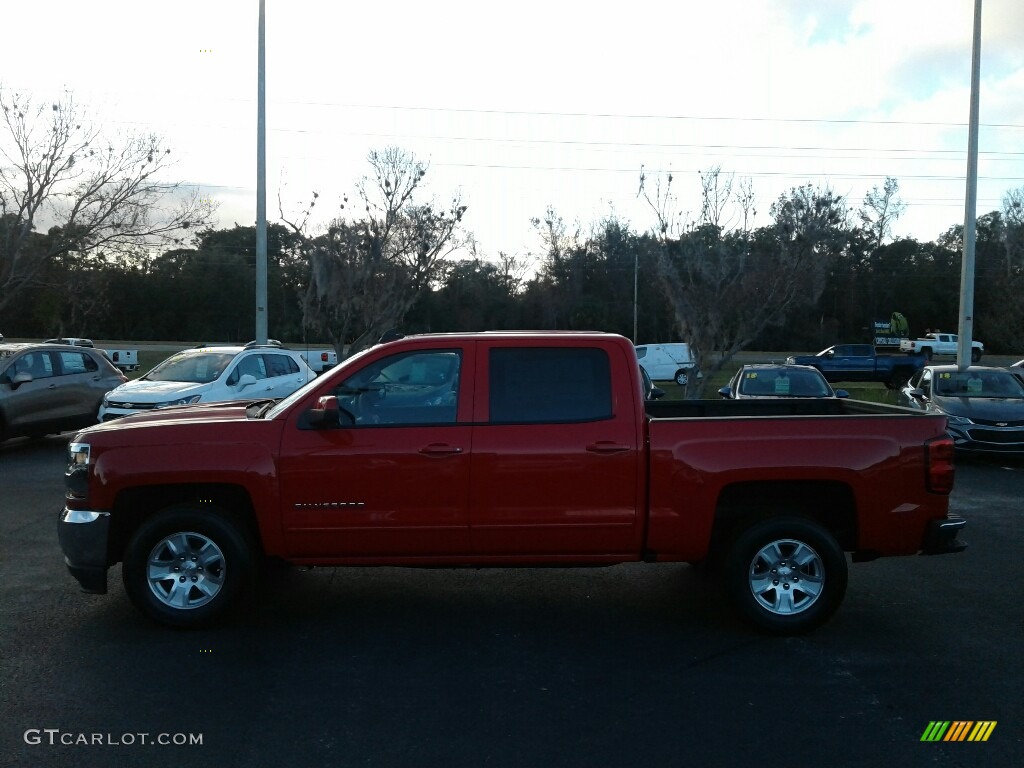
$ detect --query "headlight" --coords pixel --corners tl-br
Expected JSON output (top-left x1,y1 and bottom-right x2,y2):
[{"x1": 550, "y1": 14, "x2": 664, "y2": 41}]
[
  {"x1": 68, "y1": 442, "x2": 91, "y2": 467},
  {"x1": 155, "y1": 395, "x2": 202, "y2": 408},
  {"x1": 945, "y1": 415, "x2": 974, "y2": 425}
]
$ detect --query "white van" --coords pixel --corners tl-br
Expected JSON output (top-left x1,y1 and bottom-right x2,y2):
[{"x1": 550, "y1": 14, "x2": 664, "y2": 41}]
[{"x1": 635, "y1": 343, "x2": 697, "y2": 385}]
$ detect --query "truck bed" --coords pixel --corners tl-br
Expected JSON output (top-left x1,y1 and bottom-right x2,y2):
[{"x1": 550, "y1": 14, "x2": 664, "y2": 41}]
[{"x1": 644, "y1": 398, "x2": 917, "y2": 419}]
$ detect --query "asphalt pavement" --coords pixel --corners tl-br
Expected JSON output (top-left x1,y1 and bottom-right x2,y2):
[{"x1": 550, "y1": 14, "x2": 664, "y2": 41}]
[{"x1": 0, "y1": 435, "x2": 1021, "y2": 768}]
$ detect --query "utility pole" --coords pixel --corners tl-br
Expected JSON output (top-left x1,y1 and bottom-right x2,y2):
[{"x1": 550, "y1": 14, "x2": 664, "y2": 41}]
[
  {"x1": 957, "y1": 0, "x2": 982, "y2": 371},
  {"x1": 633, "y1": 250, "x2": 638, "y2": 343},
  {"x1": 255, "y1": 0, "x2": 268, "y2": 344}
]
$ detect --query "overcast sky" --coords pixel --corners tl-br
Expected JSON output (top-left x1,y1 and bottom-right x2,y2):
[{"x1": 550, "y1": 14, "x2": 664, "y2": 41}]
[{"x1": 3, "y1": 0, "x2": 1022, "y2": 263}]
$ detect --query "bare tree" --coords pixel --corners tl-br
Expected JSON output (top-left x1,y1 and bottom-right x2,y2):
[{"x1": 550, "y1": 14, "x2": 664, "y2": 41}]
[
  {"x1": 698, "y1": 165, "x2": 735, "y2": 229},
  {"x1": 858, "y1": 176, "x2": 906, "y2": 252},
  {"x1": 1000, "y1": 186, "x2": 1024, "y2": 279},
  {"x1": 0, "y1": 88, "x2": 215, "y2": 313},
  {"x1": 736, "y1": 176, "x2": 757, "y2": 232},
  {"x1": 284, "y1": 147, "x2": 466, "y2": 356},
  {"x1": 644, "y1": 171, "x2": 849, "y2": 397}
]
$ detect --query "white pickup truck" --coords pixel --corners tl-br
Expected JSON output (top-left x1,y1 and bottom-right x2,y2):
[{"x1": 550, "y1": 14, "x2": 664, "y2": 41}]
[
  {"x1": 899, "y1": 333, "x2": 983, "y2": 362},
  {"x1": 298, "y1": 348, "x2": 338, "y2": 374},
  {"x1": 44, "y1": 338, "x2": 140, "y2": 372}
]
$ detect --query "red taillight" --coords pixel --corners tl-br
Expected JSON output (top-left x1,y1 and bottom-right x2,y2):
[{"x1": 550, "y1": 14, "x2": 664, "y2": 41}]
[
  {"x1": 112, "y1": 351, "x2": 120, "y2": 361},
  {"x1": 925, "y1": 435, "x2": 955, "y2": 494},
  {"x1": 321, "y1": 352, "x2": 329, "y2": 362}
]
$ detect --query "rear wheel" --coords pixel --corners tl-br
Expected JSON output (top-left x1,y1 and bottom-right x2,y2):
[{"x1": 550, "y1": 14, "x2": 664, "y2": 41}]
[
  {"x1": 923, "y1": 348, "x2": 933, "y2": 361},
  {"x1": 971, "y1": 349, "x2": 982, "y2": 363},
  {"x1": 674, "y1": 369, "x2": 689, "y2": 386},
  {"x1": 122, "y1": 504, "x2": 255, "y2": 628},
  {"x1": 724, "y1": 517, "x2": 847, "y2": 634}
]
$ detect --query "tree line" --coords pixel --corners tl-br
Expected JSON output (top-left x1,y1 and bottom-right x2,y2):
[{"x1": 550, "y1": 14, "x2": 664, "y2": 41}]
[{"x1": 3, "y1": 90, "x2": 1023, "y2": 397}]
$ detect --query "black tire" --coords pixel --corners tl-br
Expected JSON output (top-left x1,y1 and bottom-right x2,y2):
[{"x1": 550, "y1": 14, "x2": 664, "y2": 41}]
[
  {"x1": 923, "y1": 348, "x2": 933, "y2": 361},
  {"x1": 724, "y1": 517, "x2": 847, "y2": 635},
  {"x1": 122, "y1": 504, "x2": 255, "y2": 629},
  {"x1": 971, "y1": 349, "x2": 981, "y2": 363},
  {"x1": 674, "y1": 369, "x2": 689, "y2": 386}
]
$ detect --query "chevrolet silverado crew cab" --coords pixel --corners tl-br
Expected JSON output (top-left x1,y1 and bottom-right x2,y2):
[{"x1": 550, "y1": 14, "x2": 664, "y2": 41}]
[{"x1": 60, "y1": 332, "x2": 965, "y2": 634}]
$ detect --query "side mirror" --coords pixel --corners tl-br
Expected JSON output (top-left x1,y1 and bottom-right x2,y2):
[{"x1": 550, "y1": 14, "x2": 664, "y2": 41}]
[
  {"x1": 826, "y1": 350, "x2": 835, "y2": 357},
  {"x1": 909, "y1": 387, "x2": 927, "y2": 400},
  {"x1": 236, "y1": 373, "x2": 257, "y2": 390},
  {"x1": 834, "y1": 389, "x2": 850, "y2": 399},
  {"x1": 306, "y1": 395, "x2": 355, "y2": 428},
  {"x1": 10, "y1": 371, "x2": 32, "y2": 390},
  {"x1": 649, "y1": 386, "x2": 666, "y2": 400},
  {"x1": 718, "y1": 386, "x2": 733, "y2": 399}
]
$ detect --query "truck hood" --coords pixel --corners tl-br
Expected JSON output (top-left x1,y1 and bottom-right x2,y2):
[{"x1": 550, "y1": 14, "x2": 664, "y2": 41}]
[
  {"x1": 83, "y1": 401, "x2": 257, "y2": 435},
  {"x1": 106, "y1": 378, "x2": 209, "y2": 401}
]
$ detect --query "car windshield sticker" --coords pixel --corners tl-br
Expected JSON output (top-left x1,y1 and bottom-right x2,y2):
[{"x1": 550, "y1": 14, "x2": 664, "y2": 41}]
[
  {"x1": 967, "y1": 377, "x2": 983, "y2": 393},
  {"x1": 774, "y1": 376, "x2": 791, "y2": 394}
]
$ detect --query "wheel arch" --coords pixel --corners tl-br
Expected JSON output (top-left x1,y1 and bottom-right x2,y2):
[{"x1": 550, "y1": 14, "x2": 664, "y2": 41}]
[
  {"x1": 110, "y1": 483, "x2": 261, "y2": 566},
  {"x1": 710, "y1": 480, "x2": 858, "y2": 555}
]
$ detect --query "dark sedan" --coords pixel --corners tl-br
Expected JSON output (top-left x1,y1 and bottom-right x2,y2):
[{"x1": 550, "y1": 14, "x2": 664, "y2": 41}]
[
  {"x1": 0, "y1": 343, "x2": 126, "y2": 443},
  {"x1": 899, "y1": 365, "x2": 1024, "y2": 453},
  {"x1": 719, "y1": 364, "x2": 847, "y2": 399}
]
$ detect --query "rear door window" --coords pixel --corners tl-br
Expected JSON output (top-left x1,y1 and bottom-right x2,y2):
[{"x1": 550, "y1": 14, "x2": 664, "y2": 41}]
[
  {"x1": 57, "y1": 351, "x2": 98, "y2": 375},
  {"x1": 489, "y1": 347, "x2": 612, "y2": 424}
]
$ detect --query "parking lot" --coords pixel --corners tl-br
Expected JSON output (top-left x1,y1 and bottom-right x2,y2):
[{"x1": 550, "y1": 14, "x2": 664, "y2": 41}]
[{"x1": 1, "y1": 435, "x2": 1022, "y2": 768}]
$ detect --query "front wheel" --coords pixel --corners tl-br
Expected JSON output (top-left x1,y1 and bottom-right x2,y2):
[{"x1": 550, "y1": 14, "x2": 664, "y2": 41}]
[
  {"x1": 971, "y1": 349, "x2": 982, "y2": 363},
  {"x1": 674, "y1": 369, "x2": 689, "y2": 386},
  {"x1": 122, "y1": 504, "x2": 255, "y2": 628},
  {"x1": 724, "y1": 517, "x2": 847, "y2": 635}
]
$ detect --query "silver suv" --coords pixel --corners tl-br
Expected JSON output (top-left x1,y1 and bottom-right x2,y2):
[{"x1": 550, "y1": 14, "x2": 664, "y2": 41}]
[{"x1": 0, "y1": 343, "x2": 127, "y2": 442}]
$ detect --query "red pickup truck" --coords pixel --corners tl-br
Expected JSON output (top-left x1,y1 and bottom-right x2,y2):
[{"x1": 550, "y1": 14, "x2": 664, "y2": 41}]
[{"x1": 60, "y1": 332, "x2": 965, "y2": 634}]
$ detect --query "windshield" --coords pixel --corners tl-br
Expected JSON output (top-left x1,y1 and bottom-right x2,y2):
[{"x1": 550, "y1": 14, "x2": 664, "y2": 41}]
[
  {"x1": 738, "y1": 368, "x2": 832, "y2": 397},
  {"x1": 143, "y1": 351, "x2": 236, "y2": 384},
  {"x1": 933, "y1": 370, "x2": 1024, "y2": 399}
]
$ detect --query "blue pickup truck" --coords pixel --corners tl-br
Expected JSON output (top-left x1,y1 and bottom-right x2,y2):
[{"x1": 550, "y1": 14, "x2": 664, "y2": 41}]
[{"x1": 786, "y1": 344, "x2": 926, "y2": 389}]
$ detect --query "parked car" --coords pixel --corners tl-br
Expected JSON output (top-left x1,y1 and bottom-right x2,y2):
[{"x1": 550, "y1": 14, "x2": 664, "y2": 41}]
[
  {"x1": 898, "y1": 365, "x2": 1024, "y2": 453},
  {"x1": 635, "y1": 343, "x2": 698, "y2": 385},
  {"x1": 243, "y1": 339, "x2": 338, "y2": 375},
  {"x1": 899, "y1": 332, "x2": 984, "y2": 362},
  {"x1": 44, "y1": 337, "x2": 95, "y2": 347},
  {"x1": 43, "y1": 338, "x2": 140, "y2": 372},
  {"x1": 0, "y1": 343, "x2": 127, "y2": 442},
  {"x1": 299, "y1": 348, "x2": 339, "y2": 374},
  {"x1": 98, "y1": 343, "x2": 315, "y2": 421},
  {"x1": 641, "y1": 366, "x2": 665, "y2": 400},
  {"x1": 719, "y1": 364, "x2": 848, "y2": 399},
  {"x1": 786, "y1": 344, "x2": 925, "y2": 389}
]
